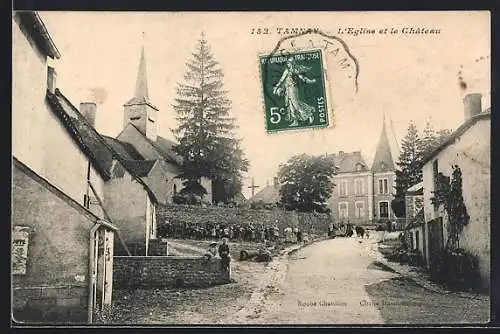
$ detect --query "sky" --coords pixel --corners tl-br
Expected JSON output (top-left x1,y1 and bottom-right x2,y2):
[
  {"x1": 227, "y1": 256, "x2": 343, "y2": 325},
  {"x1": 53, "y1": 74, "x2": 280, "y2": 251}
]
[{"x1": 38, "y1": 11, "x2": 490, "y2": 198}]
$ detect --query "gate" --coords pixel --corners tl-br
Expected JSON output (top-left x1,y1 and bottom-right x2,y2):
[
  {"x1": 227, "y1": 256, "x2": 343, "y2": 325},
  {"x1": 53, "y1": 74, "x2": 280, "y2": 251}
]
[{"x1": 427, "y1": 217, "x2": 444, "y2": 268}]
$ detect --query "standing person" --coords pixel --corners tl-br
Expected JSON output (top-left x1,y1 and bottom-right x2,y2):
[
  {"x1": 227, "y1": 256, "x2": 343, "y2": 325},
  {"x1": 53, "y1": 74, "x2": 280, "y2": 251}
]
[
  {"x1": 218, "y1": 238, "x2": 231, "y2": 272},
  {"x1": 297, "y1": 229, "x2": 303, "y2": 243},
  {"x1": 211, "y1": 224, "x2": 217, "y2": 240},
  {"x1": 293, "y1": 226, "x2": 299, "y2": 242}
]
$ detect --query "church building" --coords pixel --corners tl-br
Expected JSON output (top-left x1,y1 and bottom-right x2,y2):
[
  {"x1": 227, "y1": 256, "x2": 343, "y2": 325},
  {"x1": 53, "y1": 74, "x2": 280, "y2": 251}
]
[
  {"x1": 327, "y1": 117, "x2": 396, "y2": 225},
  {"x1": 103, "y1": 47, "x2": 213, "y2": 204}
]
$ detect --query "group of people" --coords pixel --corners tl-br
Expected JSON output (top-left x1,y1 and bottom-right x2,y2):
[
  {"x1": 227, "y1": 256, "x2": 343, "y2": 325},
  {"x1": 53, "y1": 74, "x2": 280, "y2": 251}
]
[
  {"x1": 204, "y1": 238, "x2": 231, "y2": 271},
  {"x1": 159, "y1": 220, "x2": 304, "y2": 243},
  {"x1": 328, "y1": 222, "x2": 370, "y2": 239}
]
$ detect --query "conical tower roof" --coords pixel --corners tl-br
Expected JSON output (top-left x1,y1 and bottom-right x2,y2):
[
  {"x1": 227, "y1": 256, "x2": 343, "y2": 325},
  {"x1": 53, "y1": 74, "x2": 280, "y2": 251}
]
[
  {"x1": 371, "y1": 115, "x2": 395, "y2": 172},
  {"x1": 125, "y1": 46, "x2": 156, "y2": 109}
]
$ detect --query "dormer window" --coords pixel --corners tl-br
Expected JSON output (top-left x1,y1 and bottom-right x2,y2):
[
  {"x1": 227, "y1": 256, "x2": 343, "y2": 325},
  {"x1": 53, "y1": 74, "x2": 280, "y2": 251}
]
[
  {"x1": 355, "y1": 163, "x2": 363, "y2": 172},
  {"x1": 380, "y1": 162, "x2": 386, "y2": 170}
]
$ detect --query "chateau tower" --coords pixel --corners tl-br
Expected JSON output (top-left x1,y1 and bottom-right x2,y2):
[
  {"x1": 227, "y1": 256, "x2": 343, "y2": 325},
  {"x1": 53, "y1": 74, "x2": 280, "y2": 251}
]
[
  {"x1": 371, "y1": 115, "x2": 396, "y2": 221},
  {"x1": 371, "y1": 114, "x2": 395, "y2": 172}
]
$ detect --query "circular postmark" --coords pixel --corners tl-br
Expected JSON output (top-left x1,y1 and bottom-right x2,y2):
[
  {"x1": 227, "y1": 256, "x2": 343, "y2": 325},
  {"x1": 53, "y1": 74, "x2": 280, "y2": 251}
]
[{"x1": 259, "y1": 29, "x2": 359, "y2": 133}]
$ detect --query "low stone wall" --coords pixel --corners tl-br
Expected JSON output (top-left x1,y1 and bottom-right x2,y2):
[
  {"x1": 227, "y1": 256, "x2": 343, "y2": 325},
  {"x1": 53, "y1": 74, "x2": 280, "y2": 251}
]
[
  {"x1": 12, "y1": 285, "x2": 88, "y2": 323},
  {"x1": 157, "y1": 204, "x2": 331, "y2": 234},
  {"x1": 113, "y1": 256, "x2": 230, "y2": 289}
]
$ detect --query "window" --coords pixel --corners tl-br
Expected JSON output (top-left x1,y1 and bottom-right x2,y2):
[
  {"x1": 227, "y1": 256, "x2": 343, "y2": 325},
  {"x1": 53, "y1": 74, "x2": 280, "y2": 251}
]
[
  {"x1": 378, "y1": 178, "x2": 388, "y2": 194},
  {"x1": 415, "y1": 230, "x2": 420, "y2": 250},
  {"x1": 379, "y1": 201, "x2": 389, "y2": 218},
  {"x1": 339, "y1": 179, "x2": 348, "y2": 196},
  {"x1": 149, "y1": 200, "x2": 157, "y2": 239},
  {"x1": 83, "y1": 194, "x2": 90, "y2": 209},
  {"x1": 355, "y1": 202, "x2": 365, "y2": 218},
  {"x1": 130, "y1": 116, "x2": 141, "y2": 121},
  {"x1": 355, "y1": 179, "x2": 365, "y2": 195},
  {"x1": 339, "y1": 202, "x2": 348, "y2": 219},
  {"x1": 173, "y1": 184, "x2": 177, "y2": 195},
  {"x1": 148, "y1": 117, "x2": 155, "y2": 123}
]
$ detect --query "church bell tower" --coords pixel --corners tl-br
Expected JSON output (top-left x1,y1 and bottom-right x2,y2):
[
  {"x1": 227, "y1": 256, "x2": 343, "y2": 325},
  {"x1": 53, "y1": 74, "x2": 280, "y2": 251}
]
[{"x1": 123, "y1": 46, "x2": 159, "y2": 141}]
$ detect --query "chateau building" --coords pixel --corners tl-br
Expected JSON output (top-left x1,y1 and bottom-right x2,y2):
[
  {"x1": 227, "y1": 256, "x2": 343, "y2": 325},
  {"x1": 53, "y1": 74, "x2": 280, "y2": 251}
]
[{"x1": 327, "y1": 118, "x2": 396, "y2": 224}]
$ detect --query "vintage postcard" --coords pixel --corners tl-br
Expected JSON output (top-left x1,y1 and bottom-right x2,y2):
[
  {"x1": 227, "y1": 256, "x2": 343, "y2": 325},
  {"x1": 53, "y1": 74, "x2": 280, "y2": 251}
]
[{"x1": 11, "y1": 11, "x2": 491, "y2": 326}]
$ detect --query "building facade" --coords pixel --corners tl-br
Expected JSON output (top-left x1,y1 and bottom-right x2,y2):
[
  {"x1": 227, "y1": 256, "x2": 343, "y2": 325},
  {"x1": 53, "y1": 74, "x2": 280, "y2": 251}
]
[
  {"x1": 422, "y1": 93, "x2": 490, "y2": 289},
  {"x1": 327, "y1": 119, "x2": 396, "y2": 225},
  {"x1": 12, "y1": 12, "x2": 117, "y2": 323}
]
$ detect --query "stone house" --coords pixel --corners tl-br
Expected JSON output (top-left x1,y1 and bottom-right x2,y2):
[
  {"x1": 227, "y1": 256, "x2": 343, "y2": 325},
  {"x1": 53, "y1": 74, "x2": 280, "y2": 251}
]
[
  {"x1": 12, "y1": 11, "x2": 119, "y2": 323},
  {"x1": 327, "y1": 118, "x2": 397, "y2": 225},
  {"x1": 421, "y1": 93, "x2": 490, "y2": 289}
]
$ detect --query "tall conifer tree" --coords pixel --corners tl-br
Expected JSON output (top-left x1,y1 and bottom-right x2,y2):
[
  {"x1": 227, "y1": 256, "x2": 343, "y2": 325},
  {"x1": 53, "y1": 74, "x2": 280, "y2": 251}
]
[{"x1": 172, "y1": 33, "x2": 248, "y2": 203}]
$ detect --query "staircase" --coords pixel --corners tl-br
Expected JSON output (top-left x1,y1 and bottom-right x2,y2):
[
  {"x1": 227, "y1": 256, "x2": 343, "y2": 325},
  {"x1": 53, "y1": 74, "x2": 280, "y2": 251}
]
[{"x1": 148, "y1": 238, "x2": 169, "y2": 256}]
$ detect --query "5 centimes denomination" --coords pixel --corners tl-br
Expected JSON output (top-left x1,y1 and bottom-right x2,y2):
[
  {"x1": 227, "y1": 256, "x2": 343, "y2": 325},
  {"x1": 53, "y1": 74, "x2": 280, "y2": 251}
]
[{"x1": 260, "y1": 49, "x2": 330, "y2": 132}]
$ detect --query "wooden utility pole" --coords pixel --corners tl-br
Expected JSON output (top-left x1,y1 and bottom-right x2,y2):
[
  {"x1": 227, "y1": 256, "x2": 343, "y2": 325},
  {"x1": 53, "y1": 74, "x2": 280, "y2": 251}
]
[{"x1": 248, "y1": 177, "x2": 260, "y2": 198}]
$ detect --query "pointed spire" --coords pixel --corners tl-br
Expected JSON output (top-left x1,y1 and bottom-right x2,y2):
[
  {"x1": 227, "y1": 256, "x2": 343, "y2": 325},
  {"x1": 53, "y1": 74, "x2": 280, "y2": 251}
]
[
  {"x1": 134, "y1": 46, "x2": 149, "y2": 102},
  {"x1": 371, "y1": 114, "x2": 395, "y2": 172}
]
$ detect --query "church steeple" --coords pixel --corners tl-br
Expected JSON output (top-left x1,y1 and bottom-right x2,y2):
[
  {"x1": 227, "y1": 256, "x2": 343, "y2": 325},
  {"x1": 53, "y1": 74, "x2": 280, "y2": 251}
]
[
  {"x1": 123, "y1": 45, "x2": 159, "y2": 141},
  {"x1": 134, "y1": 46, "x2": 149, "y2": 103},
  {"x1": 371, "y1": 114, "x2": 395, "y2": 172}
]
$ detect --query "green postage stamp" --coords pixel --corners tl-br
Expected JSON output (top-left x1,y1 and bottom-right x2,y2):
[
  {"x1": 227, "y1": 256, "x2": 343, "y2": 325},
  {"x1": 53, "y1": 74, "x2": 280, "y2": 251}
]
[{"x1": 259, "y1": 49, "x2": 329, "y2": 132}]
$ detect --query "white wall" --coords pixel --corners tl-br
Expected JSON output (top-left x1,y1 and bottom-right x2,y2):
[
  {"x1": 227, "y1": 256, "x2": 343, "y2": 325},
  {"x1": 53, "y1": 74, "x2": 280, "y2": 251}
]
[
  {"x1": 12, "y1": 18, "x2": 49, "y2": 173},
  {"x1": 12, "y1": 17, "x2": 105, "y2": 211},
  {"x1": 422, "y1": 118, "x2": 490, "y2": 286}
]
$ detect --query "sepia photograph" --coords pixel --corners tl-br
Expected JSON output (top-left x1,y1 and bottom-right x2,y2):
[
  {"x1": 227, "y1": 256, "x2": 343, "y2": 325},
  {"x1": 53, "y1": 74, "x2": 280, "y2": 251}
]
[{"x1": 11, "y1": 10, "x2": 491, "y2": 326}]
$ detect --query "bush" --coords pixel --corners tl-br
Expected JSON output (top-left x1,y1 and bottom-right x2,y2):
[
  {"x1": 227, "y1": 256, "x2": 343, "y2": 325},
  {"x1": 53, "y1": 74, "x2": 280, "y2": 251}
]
[{"x1": 430, "y1": 248, "x2": 481, "y2": 291}]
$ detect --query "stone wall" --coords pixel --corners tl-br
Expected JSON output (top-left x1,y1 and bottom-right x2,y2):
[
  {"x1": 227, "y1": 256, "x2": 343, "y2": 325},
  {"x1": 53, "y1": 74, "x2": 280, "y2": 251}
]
[
  {"x1": 156, "y1": 204, "x2": 332, "y2": 234},
  {"x1": 113, "y1": 256, "x2": 230, "y2": 289}
]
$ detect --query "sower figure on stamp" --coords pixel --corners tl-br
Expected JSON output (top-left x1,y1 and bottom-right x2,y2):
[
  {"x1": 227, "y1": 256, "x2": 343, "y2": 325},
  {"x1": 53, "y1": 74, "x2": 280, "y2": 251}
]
[
  {"x1": 272, "y1": 57, "x2": 317, "y2": 127},
  {"x1": 218, "y1": 237, "x2": 231, "y2": 272}
]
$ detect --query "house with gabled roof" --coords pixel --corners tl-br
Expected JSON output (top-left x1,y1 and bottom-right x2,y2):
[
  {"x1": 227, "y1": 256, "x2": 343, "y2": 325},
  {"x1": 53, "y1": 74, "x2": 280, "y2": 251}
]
[
  {"x1": 12, "y1": 11, "x2": 123, "y2": 323},
  {"x1": 248, "y1": 177, "x2": 281, "y2": 208},
  {"x1": 421, "y1": 93, "x2": 490, "y2": 289},
  {"x1": 46, "y1": 88, "x2": 170, "y2": 256}
]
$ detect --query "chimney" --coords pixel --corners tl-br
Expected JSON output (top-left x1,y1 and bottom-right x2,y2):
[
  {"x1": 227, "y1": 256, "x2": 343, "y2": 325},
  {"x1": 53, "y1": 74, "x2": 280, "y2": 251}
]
[
  {"x1": 80, "y1": 102, "x2": 97, "y2": 128},
  {"x1": 463, "y1": 93, "x2": 482, "y2": 120},
  {"x1": 273, "y1": 177, "x2": 278, "y2": 188},
  {"x1": 339, "y1": 151, "x2": 345, "y2": 156},
  {"x1": 47, "y1": 66, "x2": 57, "y2": 93}
]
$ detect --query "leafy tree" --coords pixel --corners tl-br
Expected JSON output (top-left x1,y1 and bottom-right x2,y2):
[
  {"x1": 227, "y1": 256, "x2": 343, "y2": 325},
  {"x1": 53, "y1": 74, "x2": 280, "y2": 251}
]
[
  {"x1": 278, "y1": 154, "x2": 338, "y2": 212},
  {"x1": 171, "y1": 33, "x2": 248, "y2": 203}
]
